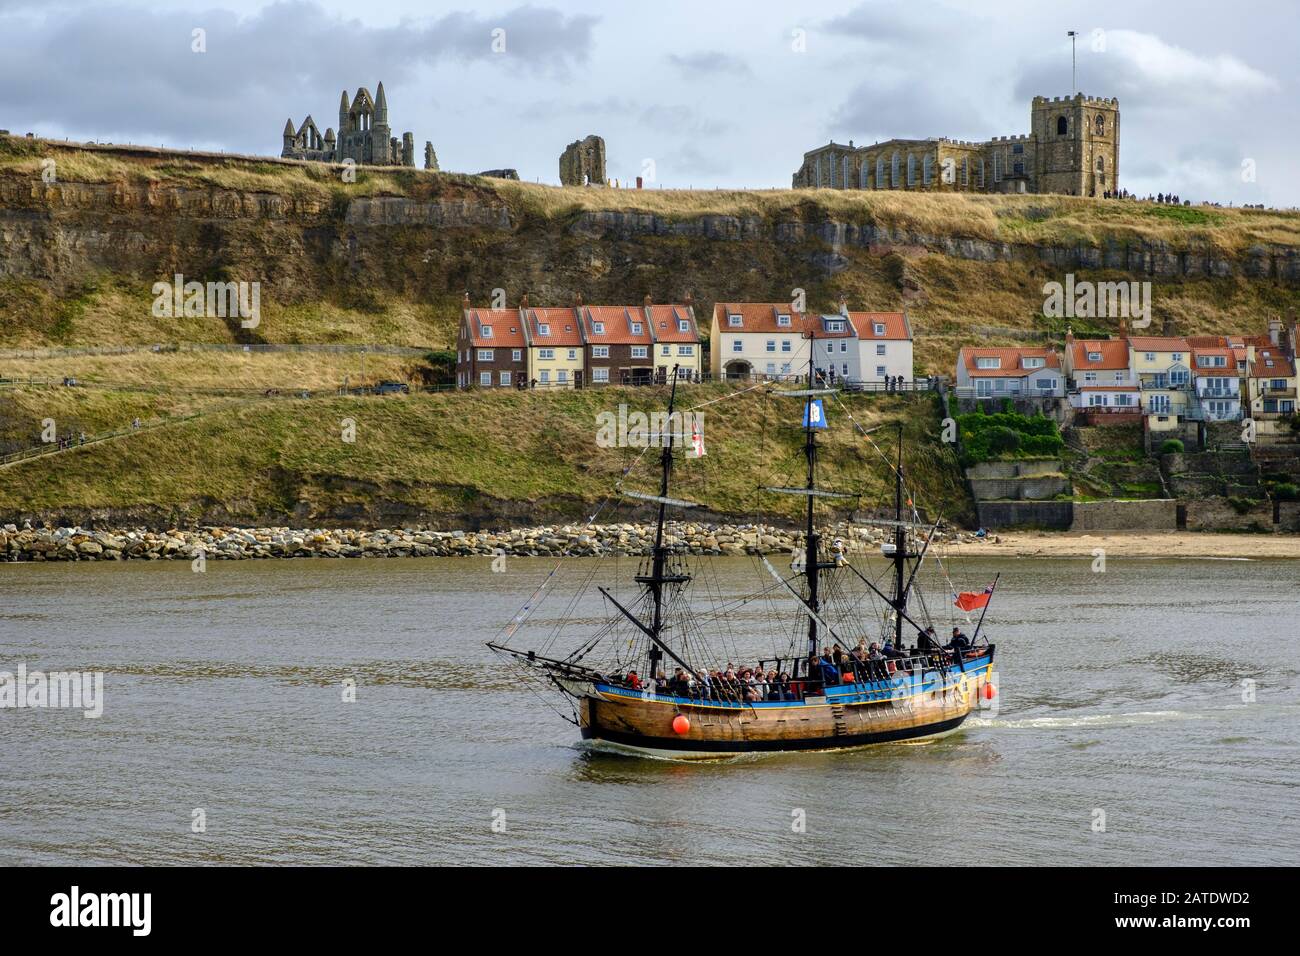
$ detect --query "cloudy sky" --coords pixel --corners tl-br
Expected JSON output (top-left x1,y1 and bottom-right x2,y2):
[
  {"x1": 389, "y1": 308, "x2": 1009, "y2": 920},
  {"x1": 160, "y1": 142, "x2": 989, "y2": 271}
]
[{"x1": 1, "y1": 0, "x2": 1295, "y2": 206}]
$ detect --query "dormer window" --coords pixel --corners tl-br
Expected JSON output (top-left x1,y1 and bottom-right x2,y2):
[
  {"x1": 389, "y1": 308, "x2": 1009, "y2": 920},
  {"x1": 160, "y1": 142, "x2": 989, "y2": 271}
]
[
  {"x1": 539, "y1": 323, "x2": 551, "y2": 336},
  {"x1": 593, "y1": 321, "x2": 605, "y2": 334},
  {"x1": 1087, "y1": 351, "x2": 1101, "y2": 362},
  {"x1": 631, "y1": 322, "x2": 642, "y2": 334},
  {"x1": 728, "y1": 314, "x2": 742, "y2": 327},
  {"x1": 874, "y1": 323, "x2": 885, "y2": 335},
  {"x1": 678, "y1": 320, "x2": 690, "y2": 333},
  {"x1": 827, "y1": 320, "x2": 844, "y2": 333},
  {"x1": 1023, "y1": 356, "x2": 1045, "y2": 369},
  {"x1": 777, "y1": 314, "x2": 791, "y2": 327},
  {"x1": 975, "y1": 357, "x2": 1001, "y2": 369},
  {"x1": 481, "y1": 325, "x2": 493, "y2": 338}
]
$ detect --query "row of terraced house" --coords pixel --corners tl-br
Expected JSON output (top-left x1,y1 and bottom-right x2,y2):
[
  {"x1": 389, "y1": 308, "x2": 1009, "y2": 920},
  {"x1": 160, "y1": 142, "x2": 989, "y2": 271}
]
[
  {"x1": 955, "y1": 317, "x2": 1299, "y2": 442},
  {"x1": 457, "y1": 296, "x2": 915, "y2": 389}
]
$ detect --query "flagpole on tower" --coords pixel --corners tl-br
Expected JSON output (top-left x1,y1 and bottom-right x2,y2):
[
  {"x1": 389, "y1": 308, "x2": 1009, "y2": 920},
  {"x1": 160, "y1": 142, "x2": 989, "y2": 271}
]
[{"x1": 1067, "y1": 31, "x2": 1078, "y2": 94}]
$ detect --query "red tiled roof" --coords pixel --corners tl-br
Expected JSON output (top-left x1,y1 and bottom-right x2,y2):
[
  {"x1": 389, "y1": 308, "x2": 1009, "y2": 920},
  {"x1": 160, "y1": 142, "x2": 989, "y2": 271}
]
[
  {"x1": 1250, "y1": 348, "x2": 1297, "y2": 378},
  {"x1": 810, "y1": 314, "x2": 857, "y2": 338},
  {"x1": 464, "y1": 308, "x2": 526, "y2": 348},
  {"x1": 1184, "y1": 335, "x2": 1228, "y2": 349},
  {"x1": 1191, "y1": 346, "x2": 1235, "y2": 373},
  {"x1": 1069, "y1": 339, "x2": 1129, "y2": 370},
  {"x1": 649, "y1": 304, "x2": 700, "y2": 343},
  {"x1": 1127, "y1": 335, "x2": 1189, "y2": 352},
  {"x1": 525, "y1": 308, "x2": 582, "y2": 347},
  {"x1": 847, "y1": 311, "x2": 910, "y2": 341},
  {"x1": 712, "y1": 302, "x2": 807, "y2": 335},
  {"x1": 581, "y1": 306, "x2": 654, "y2": 346},
  {"x1": 959, "y1": 347, "x2": 1060, "y2": 377}
]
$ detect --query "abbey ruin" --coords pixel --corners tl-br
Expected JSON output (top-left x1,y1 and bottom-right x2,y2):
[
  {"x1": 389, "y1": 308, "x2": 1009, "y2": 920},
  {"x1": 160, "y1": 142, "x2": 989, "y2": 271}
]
[
  {"x1": 281, "y1": 82, "x2": 437, "y2": 169},
  {"x1": 792, "y1": 94, "x2": 1120, "y2": 197},
  {"x1": 560, "y1": 135, "x2": 606, "y2": 186}
]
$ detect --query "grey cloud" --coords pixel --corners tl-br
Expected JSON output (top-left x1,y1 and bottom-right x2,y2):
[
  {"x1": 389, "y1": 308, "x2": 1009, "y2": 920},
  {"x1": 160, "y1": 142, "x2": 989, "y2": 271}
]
[{"x1": 666, "y1": 51, "x2": 750, "y2": 76}]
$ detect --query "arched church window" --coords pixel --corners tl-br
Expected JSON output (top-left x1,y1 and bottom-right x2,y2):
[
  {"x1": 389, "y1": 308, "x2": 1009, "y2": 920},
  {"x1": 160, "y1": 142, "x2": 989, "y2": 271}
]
[
  {"x1": 907, "y1": 154, "x2": 917, "y2": 186},
  {"x1": 1095, "y1": 114, "x2": 1105, "y2": 135},
  {"x1": 1057, "y1": 116, "x2": 1068, "y2": 136},
  {"x1": 876, "y1": 157, "x2": 885, "y2": 189},
  {"x1": 891, "y1": 151, "x2": 900, "y2": 187},
  {"x1": 923, "y1": 154, "x2": 933, "y2": 186}
]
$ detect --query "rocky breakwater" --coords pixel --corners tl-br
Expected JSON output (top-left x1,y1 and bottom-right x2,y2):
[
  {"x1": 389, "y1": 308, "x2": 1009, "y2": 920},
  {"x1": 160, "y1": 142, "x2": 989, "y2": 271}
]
[{"x1": 0, "y1": 522, "x2": 987, "y2": 562}]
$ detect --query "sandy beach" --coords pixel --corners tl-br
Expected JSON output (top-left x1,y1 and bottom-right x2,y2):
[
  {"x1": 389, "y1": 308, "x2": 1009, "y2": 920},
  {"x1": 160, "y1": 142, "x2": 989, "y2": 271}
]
[{"x1": 950, "y1": 531, "x2": 1300, "y2": 560}]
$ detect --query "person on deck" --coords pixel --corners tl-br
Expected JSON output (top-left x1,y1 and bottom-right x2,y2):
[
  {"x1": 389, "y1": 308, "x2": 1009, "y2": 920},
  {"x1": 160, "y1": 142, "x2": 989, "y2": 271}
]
[
  {"x1": 626, "y1": 670, "x2": 642, "y2": 691},
  {"x1": 949, "y1": 627, "x2": 971, "y2": 653},
  {"x1": 669, "y1": 668, "x2": 691, "y2": 697}
]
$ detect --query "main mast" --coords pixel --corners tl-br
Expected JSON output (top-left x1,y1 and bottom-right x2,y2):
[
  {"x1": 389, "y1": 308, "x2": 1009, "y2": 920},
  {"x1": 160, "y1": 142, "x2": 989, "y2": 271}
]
[
  {"x1": 804, "y1": 328, "x2": 820, "y2": 660},
  {"x1": 637, "y1": 365, "x2": 690, "y2": 679},
  {"x1": 893, "y1": 421, "x2": 906, "y2": 648}
]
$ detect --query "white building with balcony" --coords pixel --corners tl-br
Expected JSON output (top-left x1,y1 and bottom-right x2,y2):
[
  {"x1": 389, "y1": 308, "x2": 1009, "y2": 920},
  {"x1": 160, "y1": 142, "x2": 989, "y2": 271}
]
[
  {"x1": 954, "y1": 346, "x2": 1064, "y2": 401},
  {"x1": 1190, "y1": 346, "x2": 1242, "y2": 421}
]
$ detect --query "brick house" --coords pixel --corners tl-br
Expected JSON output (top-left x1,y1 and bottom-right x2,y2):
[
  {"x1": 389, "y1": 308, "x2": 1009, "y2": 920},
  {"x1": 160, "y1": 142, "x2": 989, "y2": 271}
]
[
  {"x1": 456, "y1": 293, "x2": 529, "y2": 388},
  {"x1": 578, "y1": 302, "x2": 656, "y2": 385}
]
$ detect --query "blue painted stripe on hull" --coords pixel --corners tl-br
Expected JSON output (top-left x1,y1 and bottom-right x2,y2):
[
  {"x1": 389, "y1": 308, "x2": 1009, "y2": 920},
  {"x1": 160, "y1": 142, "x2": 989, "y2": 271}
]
[{"x1": 581, "y1": 713, "x2": 971, "y2": 754}]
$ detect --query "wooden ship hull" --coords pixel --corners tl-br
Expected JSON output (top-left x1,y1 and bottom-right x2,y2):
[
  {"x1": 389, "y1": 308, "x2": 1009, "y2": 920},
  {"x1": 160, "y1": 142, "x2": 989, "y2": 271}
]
[{"x1": 564, "y1": 650, "x2": 995, "y2": 759}]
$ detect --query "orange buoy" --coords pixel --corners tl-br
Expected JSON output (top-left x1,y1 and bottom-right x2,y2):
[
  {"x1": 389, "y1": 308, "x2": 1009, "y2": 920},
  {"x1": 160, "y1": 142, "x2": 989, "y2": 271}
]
[
  {"x1": 672, "y1": 714, "x2": 690, "y2": 735},
  {"x1": 982, "y1": 683, "x2": 997, "y2": 700}
]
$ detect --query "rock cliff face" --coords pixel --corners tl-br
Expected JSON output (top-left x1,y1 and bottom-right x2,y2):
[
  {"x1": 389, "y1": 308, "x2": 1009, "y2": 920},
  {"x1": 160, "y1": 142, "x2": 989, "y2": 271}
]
[{"x1": 2, "y1": 154, "x2": 1297, "y2": 342}]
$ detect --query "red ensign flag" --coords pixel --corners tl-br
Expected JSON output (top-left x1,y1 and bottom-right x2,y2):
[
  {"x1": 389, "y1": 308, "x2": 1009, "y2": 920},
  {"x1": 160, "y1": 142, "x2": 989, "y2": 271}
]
[{"x1": 954, "y1": 586, "x2": 994, "y2": 612}]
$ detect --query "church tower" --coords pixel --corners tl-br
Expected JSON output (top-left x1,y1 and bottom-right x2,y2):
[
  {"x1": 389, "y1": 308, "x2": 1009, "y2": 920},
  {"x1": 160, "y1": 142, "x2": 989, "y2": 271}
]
[{"x1": 1030, "y1": 94, "x2": 1120, "y2": 197}]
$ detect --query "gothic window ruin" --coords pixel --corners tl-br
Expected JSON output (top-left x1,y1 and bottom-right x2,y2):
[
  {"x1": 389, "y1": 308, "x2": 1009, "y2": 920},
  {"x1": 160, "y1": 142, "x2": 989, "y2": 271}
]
[
  {"x1": 1056, "y1": 116, "x2": 1068, "y2": 136},
  {"x1": 907, "y1": 154, "x2": 916, "y2": 186},
  {"x1": 977, "y1": 158, "x2": 985, "y2": 189},
  {"x1": 876, "y1": 157, "x2": 885, "y2": 189},
  {"x1": 891, "y1": 151, "x2": 900, "y2": 187},
  {"x1": 923, "y1": 154, "x2": 933, "y2": 186},
  {"x1": 1095, "y1": 114, "x2": 1105, "y2": 135}
]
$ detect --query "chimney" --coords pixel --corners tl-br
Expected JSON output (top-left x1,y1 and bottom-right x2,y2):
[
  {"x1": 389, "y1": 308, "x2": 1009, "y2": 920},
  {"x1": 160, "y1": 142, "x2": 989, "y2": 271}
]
[
  {"x1": 643, "y1": 294, "x2": 652, "y2": 309},
  {"x1": 1065, "y1": 325, "x2": 1074, "y2": 345},
  {"x1": 838, "y1": 294, "x2": 848, "y2": 317},
  {"x1": 462, "y1": 291, "x2": 471, "y2": 310},
  {"x1": 520, "y1": 293, "x2": 529, "y2": 310},
  {"x1": 575, "y1": 292, "x2": 583, "y2": 307},
  {"x1": 1268, "y1": 316, "x2": 1282, "y2": 346},
  {"x1": 1118, "y1": 318, "x2": 1127, "y2": 340}
]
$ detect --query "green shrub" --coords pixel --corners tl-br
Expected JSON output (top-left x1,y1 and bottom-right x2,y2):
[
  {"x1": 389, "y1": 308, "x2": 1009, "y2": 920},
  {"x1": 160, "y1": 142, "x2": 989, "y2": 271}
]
[
  {"x1": 987, "y1": 426, "x2": 1022, "y2": 454},
  {"x1": 1158, "y1": 438, "x2": 1184, "y2": 455},
  {"x1": 1272, "y1": 483, "x2": 1299, "y2": 501}
]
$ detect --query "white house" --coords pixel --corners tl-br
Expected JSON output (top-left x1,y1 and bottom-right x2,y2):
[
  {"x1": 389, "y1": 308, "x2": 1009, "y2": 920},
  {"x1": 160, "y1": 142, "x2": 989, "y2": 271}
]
[
  {"x1": 955, "y1": 346, "x2": 1064, "y2": 400},
  {"x1": 709, "y1": 302, "x2": 810, "y2": 380},
  {"x1": 846, "y1": 310, "x2": 913, "y2": 385}
]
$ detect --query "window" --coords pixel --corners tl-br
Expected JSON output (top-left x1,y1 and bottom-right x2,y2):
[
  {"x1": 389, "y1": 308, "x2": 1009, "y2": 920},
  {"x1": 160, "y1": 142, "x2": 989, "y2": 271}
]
[
  {"x1": 1057, "y1": 116, "x2": 1068, "y2": 136},
  {"x1": 876, "y1": 365, "x2": 886, "y2": 377},
  {"x1": 481, "y1": 326, "x2": 493, "y2": 338},
  {"x1": 1087, "y1": 351, "x2": 1101, "y2": 361},
  {"x1": 874, "y1": 323, "x2": 885, "y2": 335},
  {"x1": 1034, "y1": 378, "x2": 1054, "y2": 391},
  {"x1": 1012, "y1": 143, "x2": 1024, "y2": 155},
  {"x1": 1114, "y1": 393, "x2": 1134, "y2": 406},
  {"x1": 728, "y1": 314, "x2": 742, "y2": 327},
  {"x1": 662, "y1": 345, "x2": 671, "y2": 356},
  {"x1": 1095, "y1": 114, "x2": 1105, "y2": 136},
  {"x1": 923, "y1": 154, "x2": 933, "y2": 186},
  {"x1": 842, "y1": 363, "x2": 849, "y2": 376},
  {"x1": 975, "y1": 357, "x2": 1001, "y2": 369},
  {"x1": 592, "y1": 367, "x2": 609, "y2": 383},
  {"x1": 557, "y1": 370, "x2": 568, "y2": 383},
  {"x1": 539, "y1": 370, "x2": 550, "y2": 383},
  {"x1": 677, "y1": 345, "x2": 694, "y2": 356},
  {"x1": 777, "y1": 314, "x2": 791, "y2": 327},
  {"x1": 632, "y1": 346, "x2": 648, "y2": 359},
  {"x1": 1172, "y1": 353, "x2": 1183, "y2": 362},
  {"x1": 891, "y1": 151, "x2": 900, "y2": 187},
  {"x1": 539, "y1": 323, "x2": 550, "y2": 336},
  {"x1": 781, "y1": 340, "x2": 792, "y2": 353},
  {"x1": 592, "y1": 346, "x2": 609, "y2": 358},
  {"x1": 538, "y1": 348, "x2": 554, "y2": 360},
  {"x1": 907, "y1": 154, "x2": 917, "y2": 186},
  {"x1": 766, "y1": 362, "x2": 777, "y2": 375},
  {"x1": 826, "y1": 342, "x2": 835, "y2": 353},
  {"x1": 876, "y1": 157, "x2": 884, "y2": 188},
  {"x1": 976, "y1": 379, "x2": 992, "y2": 397},
  {"x1": 1023, "y1": 357, "x2": 1045, "y2": 368},
  {"x1": 1270, "y1": 379, "x2": 1287, "y2": 390},
  {"x1": 511, "y1": 349, "x2": 522, "y2": 362},
  {"x1": 827, "y1": 320, "x2": 844, "y2": 332},
  {"x1": 678, "y1": 320, "x2": 690, "y2": 333},
  {"x1": 766, "y1": 340, "x2": 776, "y2": 352},
  {"x1": 500, "y1": 371, "x2": 511, "y2": 386},
  {"x1": 730, "y1": 340, "x2": 742, "y2": 353},
  {"x1": 877, "y1": 344, "x2": 886, "y2": 356},
  {"x1": 1144, "y1": 352, "x2": 1155, "y2": 362},
  {"x1": 593, "y1": 321, "x2": 605, "y2": 334},
  {"x1": 1171, "y1": 370, "x2": 1189, "y2": 386},
  {"x1": 840, "y1": 341, "x2": 847, "y2": 353},
  {"x1": 781, "y1": 362, "x2": 792, "y2": 374},
  {"x1": 1084, "y1": 372, "x2": 1097, "y2": 383},
  {"x1": 631, "y1": 322, "x2": 643, "y2": 334},
  {"x1": 477, "y1": 349, "x2": 493, "y2": 362},
  {"x1": 567, "y1": 349, "x2": 577, "y2": 361},
  {"x1": 479, "y1": 372, "x2": 491, "y2": 386}
]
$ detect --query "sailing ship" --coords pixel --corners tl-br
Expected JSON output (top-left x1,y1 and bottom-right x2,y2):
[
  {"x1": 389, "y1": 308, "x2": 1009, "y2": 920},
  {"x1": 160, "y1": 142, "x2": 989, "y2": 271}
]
[{"x1": 489, "y1": 333, "x2": 998, "y2": 759}]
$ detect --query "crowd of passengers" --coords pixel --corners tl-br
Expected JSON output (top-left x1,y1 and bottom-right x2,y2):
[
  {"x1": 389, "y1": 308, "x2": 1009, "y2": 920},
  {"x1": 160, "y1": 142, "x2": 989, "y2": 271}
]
[{"x1": 621, "y1": 627, "x2": 977, "y2": 702}]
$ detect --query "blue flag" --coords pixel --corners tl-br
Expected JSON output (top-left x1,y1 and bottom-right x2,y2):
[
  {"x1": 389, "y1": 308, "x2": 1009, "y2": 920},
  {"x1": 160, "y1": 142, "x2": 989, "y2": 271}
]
[{"x1": 803, "y1": 399, "x2": 828, "y2": 429}]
